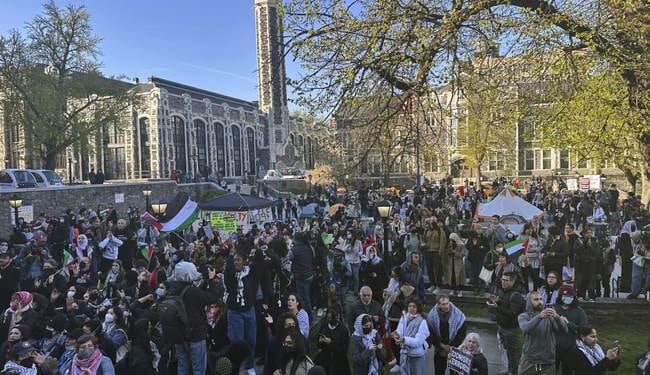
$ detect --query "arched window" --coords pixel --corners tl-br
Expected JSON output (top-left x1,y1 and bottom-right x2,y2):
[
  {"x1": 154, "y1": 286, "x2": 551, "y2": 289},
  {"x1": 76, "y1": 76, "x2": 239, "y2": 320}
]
[
  {"x1": 215, "y1": 123, "x2": 226, "y2": 175},
  {"x1": 307, "y1": 137, "x2": 313, "y2": 169},
  {"x1": 172, "y1": 116, "x2": 187, "y2": 173},
  {"x1": 136, "y1": 117, "x2": 151, "y2": 178},
  {"x1": 246, "y1": 127, "x2": 256, "y2": 175},
  {"x1": 289, "y1": 133, "x2": 295, "y2": 146},
  {"x1": 194, "y1": 119, "x2": 208, "y2": 177},
  {"x1": 232, "y1": 125, "x2": 242, "y2": 176}
]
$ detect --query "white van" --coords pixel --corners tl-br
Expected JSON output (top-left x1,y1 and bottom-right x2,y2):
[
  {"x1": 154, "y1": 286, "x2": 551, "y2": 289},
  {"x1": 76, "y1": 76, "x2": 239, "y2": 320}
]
[
  {"x1": 28, "y1": 169, "x2": 64, "y2": 188},
  {"x1": 0, "y1": 169, "x2": 38, "y2": 189}
]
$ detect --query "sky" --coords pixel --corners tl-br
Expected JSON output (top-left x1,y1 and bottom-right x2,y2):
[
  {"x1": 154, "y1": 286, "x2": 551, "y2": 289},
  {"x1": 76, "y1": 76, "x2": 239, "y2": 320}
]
[{"x1": 0, "y1": 0, "x2": 297, "y2": 103}]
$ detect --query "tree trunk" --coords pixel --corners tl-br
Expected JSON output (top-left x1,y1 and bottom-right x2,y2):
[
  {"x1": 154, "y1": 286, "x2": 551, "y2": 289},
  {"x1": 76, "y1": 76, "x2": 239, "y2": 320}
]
[
  {"x1": 641, "y1": 133, "x2": 650, "y2": 204},
  {"x1": 45, "y1": 151, "x2": 58, "y2": 170},
  {"x1": 475, "y1": 164, "x2": 482, "y2": 188},
  {"x1": 621, "y1": 166, "x2": 639, "y2": 192}
]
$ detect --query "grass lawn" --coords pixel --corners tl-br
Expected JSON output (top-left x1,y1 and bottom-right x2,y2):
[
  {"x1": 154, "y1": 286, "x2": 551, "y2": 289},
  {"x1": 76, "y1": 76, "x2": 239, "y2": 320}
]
[{"x1": 453, "y1": 302, "x2": 647, "y2": 374}]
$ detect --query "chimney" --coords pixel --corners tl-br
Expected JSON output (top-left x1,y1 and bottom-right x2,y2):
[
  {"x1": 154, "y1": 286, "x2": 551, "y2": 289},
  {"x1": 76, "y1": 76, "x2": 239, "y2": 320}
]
[{"x1": 133, "y1": 77, "x2": 140, "y2": 84}]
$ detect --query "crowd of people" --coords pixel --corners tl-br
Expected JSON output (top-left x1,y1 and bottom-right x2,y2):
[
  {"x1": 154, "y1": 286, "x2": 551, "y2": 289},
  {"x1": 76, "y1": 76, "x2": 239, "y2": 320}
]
[{"x1": 0, "y1": 177, "x2": 648, "y2": 375}]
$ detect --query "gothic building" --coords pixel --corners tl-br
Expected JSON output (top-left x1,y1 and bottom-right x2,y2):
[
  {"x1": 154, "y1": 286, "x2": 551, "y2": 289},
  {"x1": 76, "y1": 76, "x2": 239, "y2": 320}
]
[{"x1": 0, "y1": 0, "x2": 319, "y2": 181}]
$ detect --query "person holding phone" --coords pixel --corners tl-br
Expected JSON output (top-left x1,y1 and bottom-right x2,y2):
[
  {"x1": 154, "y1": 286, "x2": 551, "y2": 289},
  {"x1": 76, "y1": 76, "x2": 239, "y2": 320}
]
[
  {"x1": 393, "y1": 297, "x2": 429, "y2": 375},
  {"x1": 349, "y1": 314, "x2": 385, "y2": 375},
  {"x1": 564, "y1": 326, "x2": 621, "y2": 374}
]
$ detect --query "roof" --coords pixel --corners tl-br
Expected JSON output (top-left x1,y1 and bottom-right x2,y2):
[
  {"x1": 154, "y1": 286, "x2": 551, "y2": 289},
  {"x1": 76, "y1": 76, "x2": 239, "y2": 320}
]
[
  {"x1": 147, "y1": 77, "x2": 260, "y2": 112},
  {"x1": 477, "y1": 188, "x2": 544, "y2": 220},
  {"x1": 198, "y1": 192, "x2": 274, "y2": 211}
]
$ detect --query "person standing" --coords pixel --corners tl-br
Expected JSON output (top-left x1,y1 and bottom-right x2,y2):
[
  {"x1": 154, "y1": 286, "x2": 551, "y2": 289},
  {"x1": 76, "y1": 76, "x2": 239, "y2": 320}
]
[
  {"x1": 95, "y1": 169, "x2": 105, "y2": 184},
  {"x1": 349, "y1": 314, "x2": 386, "y2": 375},
  {"x1": 88, "y1": 169, "x2": 97, "y2": 185},
  {"x1": 574, "y1": 228, "x2": 599, "y2": 300},
  {"x1": 291, "y1": 232, "x2": 314, "y2": 319},
  {"x1": 392, "y1": 297, "x2": 429, "y2": 375},
  {"x1": 488, "y1": 272, "x2": 524, "y2": 375},
  {"x1": 517, "y1": 291, "x2": 568, "y2": 374},
  {"x1": 423, "y1": 219, "x2": 446, "y2": 291},
  {"x1": 426, "y1": 295, "x2": 467, "y2": 375},
  {"x1": 164, "y1": 260, "x2": 222, "y2": 375}
]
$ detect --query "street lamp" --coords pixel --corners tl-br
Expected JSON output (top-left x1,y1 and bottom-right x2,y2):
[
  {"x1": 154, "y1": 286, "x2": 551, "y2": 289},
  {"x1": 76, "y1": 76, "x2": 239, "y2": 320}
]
[
  {"x1": 151, "y1": 200, "x2": 167, "y2": 221},
  {"x1": 8, "y1": 195, "x2": 22, "y2": 228},
  {"x1": 376, "y1": 199, "x2": 393, "y2": 269},
  {"x1": 307, "y1": 174, "x2": 312, "y2": 193},
  {"x1": 142, "y1": 190, "x2": 152, "y2": 213}
]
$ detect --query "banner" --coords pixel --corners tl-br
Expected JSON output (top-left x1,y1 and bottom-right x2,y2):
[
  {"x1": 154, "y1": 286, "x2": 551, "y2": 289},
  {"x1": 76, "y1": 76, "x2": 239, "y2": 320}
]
[
  {"x1": 210, "y1": 212, "x2": 238, "y2": 233},
  {"x1": 250, "y1": 207, "x2": 273, "y2": 223},
  {"x1": 579, "y1": 177, "x2": 591, "y2": 191},
  {"x1": 566, "y1": 178, "x2": 578, "y2": 191},
  {"x1": 8, "y1": 205, "x2": 33, "y2": 223},
  {"x1": 448, "y1": 347, "x2": 473, "y2": 375}
]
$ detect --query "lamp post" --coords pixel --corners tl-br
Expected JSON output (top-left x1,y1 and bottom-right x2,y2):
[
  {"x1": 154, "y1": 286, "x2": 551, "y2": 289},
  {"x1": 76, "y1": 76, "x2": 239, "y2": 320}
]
[
  {"x1": 151, "y1": 200, "x2": 167, "y2": 221},
  {"x1": 376, "y1": 199, "x2": 393, "y2": 269},
  {"x1": 307, "y1": 174, "x2": 312, "y2": 193},
  {"x1": 142, "y1": 190, "x2": 152, "y2": 213},
  {"x1": 8, "y1": 195, "x2": 22, "y2": 228}
]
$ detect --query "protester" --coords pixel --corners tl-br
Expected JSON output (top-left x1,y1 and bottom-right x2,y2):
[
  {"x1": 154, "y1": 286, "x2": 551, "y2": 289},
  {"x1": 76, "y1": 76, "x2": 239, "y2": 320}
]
[
  {"x1": 348, "y1": 314, "x2": 385, "y2": 375},
  {"x1": 450, "y1": 332, "x2": 488, "y2": 375},
  {"x1": 564, "y1": 326, "x2": 621, "y2": 374},
  {"x1": 426, "y1": 294, "x2": 467, "y2": 375},
  {"x1": 392, "y1": 297, "x2": 429, "y2": 375}
]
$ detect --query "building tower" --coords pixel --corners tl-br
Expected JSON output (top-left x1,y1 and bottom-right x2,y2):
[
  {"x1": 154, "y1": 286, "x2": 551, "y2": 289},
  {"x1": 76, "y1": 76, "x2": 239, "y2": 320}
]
[{"x1": 254, "y1": 0, "x2": 289, "y2": 168}]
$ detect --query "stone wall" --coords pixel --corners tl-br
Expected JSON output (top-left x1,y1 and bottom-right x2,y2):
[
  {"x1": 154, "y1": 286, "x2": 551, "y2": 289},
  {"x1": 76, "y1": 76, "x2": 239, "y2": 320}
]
[{"x1": 0, "y1": 182, "x2": 219, "y2": 238}]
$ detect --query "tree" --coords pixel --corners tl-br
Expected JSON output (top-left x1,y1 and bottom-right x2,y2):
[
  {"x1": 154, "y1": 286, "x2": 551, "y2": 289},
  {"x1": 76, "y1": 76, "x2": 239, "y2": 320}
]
[
  {"x1": 284, "y1": 0, "x2": 650, "y2": 200},
  {"x1": 0, "y1": 1, "x2": 137, "y2": 170}
]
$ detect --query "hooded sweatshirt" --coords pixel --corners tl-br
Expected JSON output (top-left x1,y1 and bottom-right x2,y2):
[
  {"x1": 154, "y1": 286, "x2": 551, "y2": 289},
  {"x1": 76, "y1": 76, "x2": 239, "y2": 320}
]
[{"x1": 517, "y1": 293, "x2": 567, "y2": 367}]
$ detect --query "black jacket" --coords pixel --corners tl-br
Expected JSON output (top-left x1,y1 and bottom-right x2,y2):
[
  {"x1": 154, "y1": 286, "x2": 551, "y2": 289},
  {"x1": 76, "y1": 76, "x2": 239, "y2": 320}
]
[
  {"x1": 496, "y1": 287, "x2": 524, "y2": 329},
  {"x1": 564, "y1": 344, "x2": 620, "y2": 375},
  {"x1": 224, "y1": 250, "x2": 264, "y2": 312},
  {"x1": 291, "y1": 241, "x2": 314, "y2": 279},
  {"x1": 166, "y1": 278, "x2": 222, "y2": 342}
]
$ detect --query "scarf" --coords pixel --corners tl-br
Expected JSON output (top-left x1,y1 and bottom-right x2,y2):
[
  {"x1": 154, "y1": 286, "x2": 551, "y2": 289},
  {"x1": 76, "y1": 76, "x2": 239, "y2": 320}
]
[
  {"x1": 105, "y1": 269, "x2": 119, "y2": 284},
  {"x1": 224, "y1": 266, "x2": 250, "y2": 307},
  {"x1": 427, "y1": 302, "x2": 466, "y2": 342},
  {"x1": 353, "y1": 314, "x2": 379, "y2": 375},
  {"x1": 2, "y1": 361, "x2": 37, "y2": 375},
  {"x1": 399, "y1": 314, "x2": 425, "y2": 358},
  {"x1": 71, "y1": 348, "x2": 103, "y2": 375},
  {"x1": 575, "y1": 339, "x2": 605, "y2": 367}
]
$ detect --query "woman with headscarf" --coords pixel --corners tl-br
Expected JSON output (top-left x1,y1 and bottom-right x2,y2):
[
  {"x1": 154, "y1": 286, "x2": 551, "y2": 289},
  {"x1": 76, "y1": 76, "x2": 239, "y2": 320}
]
[
  {"x1": 2, "y1": 291, "x2": 37, "y2": 333},
  {"x1": 314, "y1": 306, "x2": 350, "y2": 375},
  {"x1": 564, "y1": 326, "x2": 620, "y2": 374},
  {"x1": 401, "y1": 252, "x2": 424, "y2": 300},
  {"x1": 360, "y1": 246, "x2": 388, "y2": 304},
  {"x1": 392, "y1": 297, "x2": 429, "y2": 375},
  {"x1": 103, "y1": 261, "x2": 125, "y2": 299},
  {"x1": 444, "y1": 233, "x2": 467, "y2": 296},
  {"x1": 449, "y1": 332, "x2": 488, "y2": 375},
  {"x1": 349, "y1": 314, "x2": 386, "y2": 375},
  {"x1": 66, "y1": 334, "x2": 115, "y2": 375},
  {"x1": 75, "y1": 234, "x2": 94, "y2": 262}
]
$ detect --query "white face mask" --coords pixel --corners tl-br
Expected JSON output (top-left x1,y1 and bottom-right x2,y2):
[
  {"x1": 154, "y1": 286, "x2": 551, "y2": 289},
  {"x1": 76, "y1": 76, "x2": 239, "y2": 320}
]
[
  {"x1": 67, "y1": 291, "x2": 76, "y2": 299},
  {"x1": 104, "y1": 313, "x2": 115, "y2": 323}
]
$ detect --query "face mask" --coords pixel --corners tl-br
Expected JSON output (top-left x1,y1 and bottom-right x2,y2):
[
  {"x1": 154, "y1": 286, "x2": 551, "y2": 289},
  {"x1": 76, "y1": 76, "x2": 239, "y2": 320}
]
[
  {"x1": 172, "y1": 254, "x2": 178, "y2": 262},
  {"x1": 65, "y1": 345, "x2": 76, "y2": 353},
  {"x1": 561, "y1": 296, "x2": 574, "y2": 305},
  {"x1": 362, "y1": 327, "x2": 372, "y2": 335},
  {"x1": 77, "y1": 347, "x2": 94, "y2": 360},
  {"x1": 20, "y1": 358, "x2": 34, "y2": 368},
  {"x1": 155, "y1": 288, "x2": 166, "y2": 298},
  {"x1": 104, "y1": 313, "x2": 115, "y2": 323},
  {"x1": 496, "y1": 247, "x2": 504, "y2": 252},
  {"x1": 67, "y1": 291, "x2": 76, "y2": 299},
  {"x1": 0, "y1": 245, "x2": 7, "y2": 253}
]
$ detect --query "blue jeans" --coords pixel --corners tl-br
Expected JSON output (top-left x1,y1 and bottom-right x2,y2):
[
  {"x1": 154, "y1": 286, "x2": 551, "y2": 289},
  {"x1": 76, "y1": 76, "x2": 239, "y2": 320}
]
[
  {"x1": 295, "y1": 276, "x2": 313, "y2": 319},
  {"x1": 175, "y1": 340, "x2": 207, "y2": 375},
  {"x1": 227, "y1": 307, "x2": 257, "y2": 371}
]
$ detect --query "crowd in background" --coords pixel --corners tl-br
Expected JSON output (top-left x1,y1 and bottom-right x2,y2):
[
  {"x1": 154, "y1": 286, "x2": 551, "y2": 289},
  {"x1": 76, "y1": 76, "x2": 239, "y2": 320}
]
[{"x1": 0, "y1": 176, "x2": 648, "y2": 375}]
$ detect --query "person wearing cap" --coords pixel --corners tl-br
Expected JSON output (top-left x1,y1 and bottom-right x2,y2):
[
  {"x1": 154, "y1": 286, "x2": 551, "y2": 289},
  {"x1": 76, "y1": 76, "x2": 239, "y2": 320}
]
[
  {"x1": 0, "y1": 242, "x2": 20, "y2": 310},
  {"x1": 555, "y1": 284, "x2": 589, "y2": 373},
  {"x1": 2, "y1": 339, "x2": 41, "y2": 374}
]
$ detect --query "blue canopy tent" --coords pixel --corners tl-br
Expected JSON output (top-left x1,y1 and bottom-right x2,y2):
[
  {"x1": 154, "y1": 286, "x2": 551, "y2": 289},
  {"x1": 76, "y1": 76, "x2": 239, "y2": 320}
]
[
  {"x1": 299, "y1": 203, "x2": 319, "y2": 219},
  {"x1": 198, "y1": 192, "x2": 274, "y2": 211}
]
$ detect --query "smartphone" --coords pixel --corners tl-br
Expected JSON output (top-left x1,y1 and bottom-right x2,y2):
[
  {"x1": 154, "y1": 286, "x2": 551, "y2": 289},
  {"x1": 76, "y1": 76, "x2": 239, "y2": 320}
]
[
  {"x1": 613, "y1": 340, "x2": 620, "y2": 350},
  {"x1": 545, "y1": 303, "x2": 554, "y2": 308}
]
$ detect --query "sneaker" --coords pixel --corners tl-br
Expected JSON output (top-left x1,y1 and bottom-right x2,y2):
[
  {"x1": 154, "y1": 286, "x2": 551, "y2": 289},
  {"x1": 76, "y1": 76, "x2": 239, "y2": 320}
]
[{"x1": 426, "y1": 286, "x2": 436, "y2": 293}]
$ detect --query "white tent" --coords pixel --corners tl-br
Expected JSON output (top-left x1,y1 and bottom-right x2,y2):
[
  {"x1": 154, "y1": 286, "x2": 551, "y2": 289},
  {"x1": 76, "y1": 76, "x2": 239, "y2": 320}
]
[{"x1": 477, "y1": 188, "x2": 543, "y2": 220}]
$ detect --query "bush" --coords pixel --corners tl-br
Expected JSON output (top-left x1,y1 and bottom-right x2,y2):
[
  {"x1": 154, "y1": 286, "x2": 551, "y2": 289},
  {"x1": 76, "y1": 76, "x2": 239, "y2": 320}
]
[{"x1": 287, "y1": 186, "x2": 307, "y2": 195}]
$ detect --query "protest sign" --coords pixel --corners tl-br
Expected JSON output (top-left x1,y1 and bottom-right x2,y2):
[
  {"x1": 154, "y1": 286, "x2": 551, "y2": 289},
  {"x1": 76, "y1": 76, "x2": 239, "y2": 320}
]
[{"x1": 448, "y1": 347, "x2": 473, "y2": 375}]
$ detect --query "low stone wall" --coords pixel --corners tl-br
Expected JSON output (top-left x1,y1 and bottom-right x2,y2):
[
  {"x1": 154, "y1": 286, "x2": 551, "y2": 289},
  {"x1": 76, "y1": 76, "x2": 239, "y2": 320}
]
[{"x1": 0, "y1": 182, "x2": 219, "y2": 238}]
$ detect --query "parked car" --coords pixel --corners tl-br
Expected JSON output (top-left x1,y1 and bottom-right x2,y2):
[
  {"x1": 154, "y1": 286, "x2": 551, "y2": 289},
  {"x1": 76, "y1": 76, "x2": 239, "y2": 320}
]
[
  {"x1": 281, "y1": 168, "x2": 306, "y2": 179},
  {"x1": 28, "y1": 169, "x2": 64, "y2": 188},
  {"x1": 0, "y1": 169, "x2": 38, "y2": 189},
  {"x1": 263, "y1": 169, "x2": 284, "y2": 180}
]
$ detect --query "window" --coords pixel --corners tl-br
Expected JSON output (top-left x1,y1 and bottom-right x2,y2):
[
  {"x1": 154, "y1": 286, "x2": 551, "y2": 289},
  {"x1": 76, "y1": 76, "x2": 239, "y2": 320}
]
[
  {"x1": 215, "y1": 123, "x2": 226, "y2": 174},
  {"x1": 559, "y1": 150, "x2": 570, "y2": 169},
  {"x1": 30, "y1": 172, "x2": 44, "y2": 183},
  {"x1": 0, "y1": 171, "x2": 12, "y2": 183},
  {"x1": 136, "y1": 118, "x2": 151, "y2": 177},
  {"x1": 171, "y1": 116, "x2": 187, "y2": 173},
  {"x1": 232, "y1": 125, "x2": 242, "y2": 176},
  {"x1": 194, "y1": 119, "x2": 208, "y2": 175},
  {"x1": 247, "y1": 127, "x2": 256, "y2": 175},
  {"x1": 542, "y1": 150, "x2": 551, "y2": 170},
  {"x1": 523, "y1": 150, "x2": 535, "y2": 170}
]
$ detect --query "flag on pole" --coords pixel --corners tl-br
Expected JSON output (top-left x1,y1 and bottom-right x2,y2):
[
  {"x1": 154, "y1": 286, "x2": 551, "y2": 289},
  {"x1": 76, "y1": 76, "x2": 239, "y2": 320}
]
[
  {"x1": 505, "y1": 238, "x2": 528, "y2": 256},
  {"x1": 140, "y1": 211, "x2": 162, "y2": 231},
  {"x1": 63, "y1": 246, "x2": 77, "y2": 266},
  {"x1": 140, "y1": 245, "x2": 153, "y2": 262}
]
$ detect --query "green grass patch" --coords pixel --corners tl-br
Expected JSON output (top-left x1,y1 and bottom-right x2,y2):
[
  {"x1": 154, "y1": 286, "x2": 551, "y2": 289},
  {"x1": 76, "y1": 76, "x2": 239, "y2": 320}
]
[{"x1": 596, "y1": 322, "x2": 647, "y2": 374}]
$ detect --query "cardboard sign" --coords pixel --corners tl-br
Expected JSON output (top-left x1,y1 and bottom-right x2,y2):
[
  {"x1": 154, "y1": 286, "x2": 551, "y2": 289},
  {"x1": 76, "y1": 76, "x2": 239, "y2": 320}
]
[
  {"x1": 115, "y1": 193, "x2": 125, "y2": 203},
  {"x1": 579, "y1": 177, "x2": 591, "y2": 191},
  {"x1": 210, "y1": 212, "x2": 237, "y2": 233},
  {"x1": 448, "y1": 347, "x2": 473, "y2": 375},
  {"x1": 566, "y1": 178, "x2": 578, "y2": 191},
  {"x1": 250, "y1": 207, "x2": 273, "y2": 223}
]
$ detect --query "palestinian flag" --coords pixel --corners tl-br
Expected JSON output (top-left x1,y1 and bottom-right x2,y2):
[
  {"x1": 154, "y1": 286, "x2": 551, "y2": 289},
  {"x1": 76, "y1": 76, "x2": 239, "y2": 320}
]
[
  {"x1": 140, "y1": 245, "x2": 153, "y2": 262},
  {"x1": 505, "y1": 238, "x2": 528, "y2": 258},
  {"x1": 160, "y1": 192, "x2": 200, "y2": 232},
  {"x1": 63, "y1": 246, "x2": 77, "y2": 266},
  {"x1": 140, "y1": 211, "x2": 162, "y2": 231}
]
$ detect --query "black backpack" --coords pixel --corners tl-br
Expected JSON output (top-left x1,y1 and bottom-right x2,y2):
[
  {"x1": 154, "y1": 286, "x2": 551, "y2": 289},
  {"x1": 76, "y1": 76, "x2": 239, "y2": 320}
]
[{"x1": 157, "y1": 285, "x2": 192, "y2": 344}]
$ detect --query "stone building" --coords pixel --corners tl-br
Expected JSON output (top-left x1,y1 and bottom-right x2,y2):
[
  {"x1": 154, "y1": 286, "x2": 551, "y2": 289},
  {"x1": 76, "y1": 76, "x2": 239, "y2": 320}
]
[{"x1": 0, "y1": 0, "x2": 319, "y2": 181}]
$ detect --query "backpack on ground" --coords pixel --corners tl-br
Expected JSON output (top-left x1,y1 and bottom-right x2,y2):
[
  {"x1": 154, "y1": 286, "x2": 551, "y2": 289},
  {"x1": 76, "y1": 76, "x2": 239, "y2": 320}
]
[{"x1": 157, "y1": 285, "x2": 192, "y2": 344}]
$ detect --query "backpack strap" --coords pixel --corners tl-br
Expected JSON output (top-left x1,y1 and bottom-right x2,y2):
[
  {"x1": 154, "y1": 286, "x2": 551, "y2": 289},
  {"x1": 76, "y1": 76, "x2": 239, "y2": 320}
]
[{"x1": 178, "y1": 285, "x2": 192, "y2": 339}]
